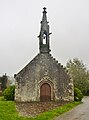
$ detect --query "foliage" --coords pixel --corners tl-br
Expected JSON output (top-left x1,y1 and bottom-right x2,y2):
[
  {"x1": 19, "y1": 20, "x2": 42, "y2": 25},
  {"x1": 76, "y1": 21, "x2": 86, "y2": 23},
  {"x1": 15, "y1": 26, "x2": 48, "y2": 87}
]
[
  {"x1": 0, "y1": 97, "x2": 80, "y2": 120},
  {"x1": 66, "y1": 58, "x2": 89, "y2": 95},
  {"x1": 0, "y1": 96, "x2": 5, "y2": 101},
  {"x1": 74, "y1": 88, "x2": 83, "y2": 101},
  {"x1": 3, "y1": 85, "x2": 15, "y2": 101},
  {"x1": 7, "y1": 76, "x2": 15, "y2": 87},
  {"x1": 0, "y1": 74, "x2": 7, "y2": 91}
]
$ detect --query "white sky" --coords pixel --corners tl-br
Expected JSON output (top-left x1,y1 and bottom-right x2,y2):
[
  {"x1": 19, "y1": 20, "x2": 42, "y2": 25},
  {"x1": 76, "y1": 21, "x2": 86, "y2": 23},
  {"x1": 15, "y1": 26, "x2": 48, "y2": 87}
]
[{"x1": 0, "y1": 0, "x2": 89, "y2": 76}]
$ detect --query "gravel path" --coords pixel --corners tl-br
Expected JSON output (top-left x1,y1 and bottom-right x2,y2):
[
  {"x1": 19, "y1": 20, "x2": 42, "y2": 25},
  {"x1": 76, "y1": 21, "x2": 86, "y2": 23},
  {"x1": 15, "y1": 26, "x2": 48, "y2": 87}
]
[{"x1": 55, "y1": 96, "x2": 89, "y2": 120}]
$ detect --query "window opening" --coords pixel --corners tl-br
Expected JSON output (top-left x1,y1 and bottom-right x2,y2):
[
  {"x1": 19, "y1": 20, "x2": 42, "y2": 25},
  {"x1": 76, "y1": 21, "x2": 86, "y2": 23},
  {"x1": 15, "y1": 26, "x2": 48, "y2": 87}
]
[{"x1": 43, "y1": 34, "x2": 46, "y2": 44}]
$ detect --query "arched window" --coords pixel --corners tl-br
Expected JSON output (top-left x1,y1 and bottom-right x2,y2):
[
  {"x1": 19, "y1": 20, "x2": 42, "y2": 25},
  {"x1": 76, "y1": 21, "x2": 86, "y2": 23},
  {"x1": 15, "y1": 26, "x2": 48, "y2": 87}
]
[{"x1": 43, "y1": 34, "x2": 46, "y2": 44}]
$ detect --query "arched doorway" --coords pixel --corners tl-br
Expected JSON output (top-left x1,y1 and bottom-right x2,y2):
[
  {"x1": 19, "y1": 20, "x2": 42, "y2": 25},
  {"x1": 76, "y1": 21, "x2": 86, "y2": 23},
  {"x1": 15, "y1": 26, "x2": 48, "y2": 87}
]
[{"x1": 40, "y1": 83, "x2": 51, "y2": 102}]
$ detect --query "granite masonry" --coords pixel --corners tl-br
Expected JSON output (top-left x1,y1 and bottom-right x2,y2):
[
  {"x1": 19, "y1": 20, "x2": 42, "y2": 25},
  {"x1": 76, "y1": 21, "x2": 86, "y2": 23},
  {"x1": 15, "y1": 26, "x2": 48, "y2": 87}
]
[{"x1": 15, "y1": 8, "x2": 74, "y2": 103}]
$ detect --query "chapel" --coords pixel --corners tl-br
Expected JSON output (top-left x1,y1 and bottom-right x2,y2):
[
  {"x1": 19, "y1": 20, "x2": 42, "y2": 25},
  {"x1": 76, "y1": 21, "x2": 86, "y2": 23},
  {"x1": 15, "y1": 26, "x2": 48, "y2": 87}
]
[{"x1": 15, "y1": 8, "x2": 74, "y2": 102}]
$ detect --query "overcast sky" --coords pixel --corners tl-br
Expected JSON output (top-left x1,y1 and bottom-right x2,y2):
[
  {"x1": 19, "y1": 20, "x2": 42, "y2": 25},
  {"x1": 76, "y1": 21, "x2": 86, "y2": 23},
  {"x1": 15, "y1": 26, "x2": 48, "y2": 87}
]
[{"x1": 0, "y1": 0, "x2": 89, "y2": 76}]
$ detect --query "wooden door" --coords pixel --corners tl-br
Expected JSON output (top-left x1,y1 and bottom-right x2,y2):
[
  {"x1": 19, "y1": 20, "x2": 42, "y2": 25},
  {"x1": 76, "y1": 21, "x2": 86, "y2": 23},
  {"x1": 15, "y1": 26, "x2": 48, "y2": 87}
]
[{"x1": 40, "y1": 83, "x2": 51, "y2": 102}]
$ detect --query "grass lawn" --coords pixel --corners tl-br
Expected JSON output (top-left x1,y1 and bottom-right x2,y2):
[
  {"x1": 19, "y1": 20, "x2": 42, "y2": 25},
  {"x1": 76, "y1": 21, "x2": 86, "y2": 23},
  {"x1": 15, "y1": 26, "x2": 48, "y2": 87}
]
[{"x1": 0, "y1": 97, "x2": 80, "y2": 120}]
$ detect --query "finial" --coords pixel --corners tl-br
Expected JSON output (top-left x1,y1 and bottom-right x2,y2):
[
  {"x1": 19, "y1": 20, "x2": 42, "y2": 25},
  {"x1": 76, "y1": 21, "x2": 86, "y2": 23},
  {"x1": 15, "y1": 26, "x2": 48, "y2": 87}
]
[{"x1": 43, "y1": 7, "x2": 47, "y2": 13}]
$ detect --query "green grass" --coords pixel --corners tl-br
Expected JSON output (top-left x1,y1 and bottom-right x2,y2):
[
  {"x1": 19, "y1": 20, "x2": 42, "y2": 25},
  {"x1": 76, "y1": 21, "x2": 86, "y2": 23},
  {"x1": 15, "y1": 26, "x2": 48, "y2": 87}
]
[
  {"x1": 0, "y1": 97, "x2": 80, "y2": 120},
  {"x1": 33, "y1": 101, "x2": 81, "y2": 120}
]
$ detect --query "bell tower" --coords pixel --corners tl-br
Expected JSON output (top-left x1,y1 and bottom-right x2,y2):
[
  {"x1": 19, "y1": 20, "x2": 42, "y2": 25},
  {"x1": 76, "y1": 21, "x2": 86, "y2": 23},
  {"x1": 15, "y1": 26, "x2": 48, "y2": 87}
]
[{"x1": 38, "y1": 7, "x2": 51, "y2": 53}]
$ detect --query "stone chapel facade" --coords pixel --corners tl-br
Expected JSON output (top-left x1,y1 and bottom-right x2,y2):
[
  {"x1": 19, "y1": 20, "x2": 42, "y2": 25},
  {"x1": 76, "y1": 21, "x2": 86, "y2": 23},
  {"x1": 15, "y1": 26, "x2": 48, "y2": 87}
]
[{"x1": 15, "y1": 8, "x2": 74, "y2": 102}]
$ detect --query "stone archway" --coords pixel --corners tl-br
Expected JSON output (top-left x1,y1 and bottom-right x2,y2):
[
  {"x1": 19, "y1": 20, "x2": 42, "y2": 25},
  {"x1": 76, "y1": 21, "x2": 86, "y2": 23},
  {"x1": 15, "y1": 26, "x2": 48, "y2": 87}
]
[{"x1": 40, "y1": 83, "x2": 51, "y2": 102}]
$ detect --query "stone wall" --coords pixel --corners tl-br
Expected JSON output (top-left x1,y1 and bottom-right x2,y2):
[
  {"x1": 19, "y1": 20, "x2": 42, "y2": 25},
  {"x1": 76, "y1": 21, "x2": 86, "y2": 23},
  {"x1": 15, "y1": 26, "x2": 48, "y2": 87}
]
[
  {"x1": 15, "y1": 53, "x2": 74, "y2": 102},
  {"x1": 16, "y1": 101, "x2": 69, "y2": 117}
]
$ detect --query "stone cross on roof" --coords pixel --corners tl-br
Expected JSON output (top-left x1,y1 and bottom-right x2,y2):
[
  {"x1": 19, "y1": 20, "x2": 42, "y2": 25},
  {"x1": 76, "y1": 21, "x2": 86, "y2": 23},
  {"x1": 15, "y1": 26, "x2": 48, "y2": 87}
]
[{"x1": 43, "y1": 7, "x2": 47, "y2": 13}]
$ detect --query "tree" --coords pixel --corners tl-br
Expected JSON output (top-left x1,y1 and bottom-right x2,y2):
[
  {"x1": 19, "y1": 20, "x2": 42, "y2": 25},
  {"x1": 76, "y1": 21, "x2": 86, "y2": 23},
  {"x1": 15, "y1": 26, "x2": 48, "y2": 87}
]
[
  {"x1": 6, "y1": 76, "x2": 15, "y2": 87},
  {"x1": 3, "y1": 85, "x2": 15, "y2": 101},
  {"x1": 0, "y1": 74, "x2": 7, "y2": 91},
  {"x1": 66, "y1": 58, "x2": 89, "y2": 95},
  {"x1": 74, "y1": 87, "x2": 83, "y2": 101}
]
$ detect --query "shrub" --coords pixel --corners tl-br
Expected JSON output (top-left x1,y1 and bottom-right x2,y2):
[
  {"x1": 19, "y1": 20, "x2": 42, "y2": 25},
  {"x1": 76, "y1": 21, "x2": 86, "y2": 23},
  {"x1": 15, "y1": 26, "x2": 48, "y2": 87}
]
[
  {"x1": 74, "y1": 87, "x2": 83, "y2": 101},
  {"x1": 3, "y1": 85, "x2": 15, "y2": 101}
]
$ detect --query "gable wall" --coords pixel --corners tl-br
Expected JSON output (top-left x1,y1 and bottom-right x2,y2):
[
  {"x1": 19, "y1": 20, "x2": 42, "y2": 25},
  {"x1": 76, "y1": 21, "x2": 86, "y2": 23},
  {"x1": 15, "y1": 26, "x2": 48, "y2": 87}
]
[{"x1": 15, "y1": 53, "x2": 74, "y2": 102}]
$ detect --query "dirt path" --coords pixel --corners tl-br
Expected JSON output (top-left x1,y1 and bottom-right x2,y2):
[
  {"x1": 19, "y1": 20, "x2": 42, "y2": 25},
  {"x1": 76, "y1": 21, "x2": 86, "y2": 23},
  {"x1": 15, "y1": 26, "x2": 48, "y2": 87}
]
[{"x1": 55, "y1": 96, "x2": 89, "y2": 120}]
